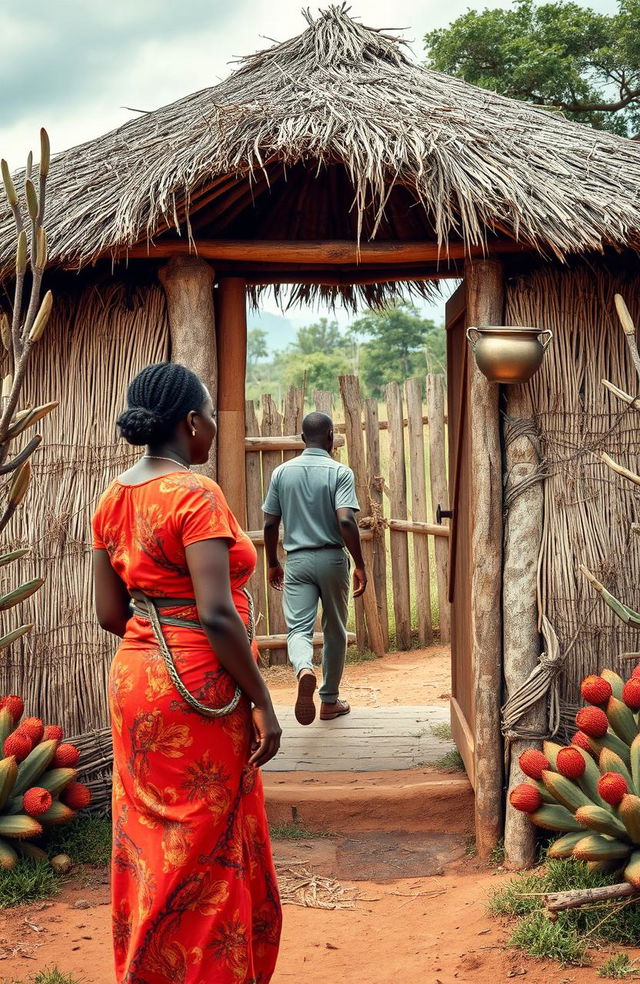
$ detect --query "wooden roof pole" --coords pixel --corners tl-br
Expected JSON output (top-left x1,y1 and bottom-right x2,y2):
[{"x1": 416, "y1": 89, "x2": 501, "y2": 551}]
[
  {"x1": 215, "y1": 277, "x2": 248, "y2": 527},
  {"x1": 158, "y1": 255, "x2": 217, "y2": 479},
  {"x1": 465, "y1": 258, "x2": 505, "y2": 860},
  {"x1": 126, "y1": 238, "x2": 525, "y2": 265}
]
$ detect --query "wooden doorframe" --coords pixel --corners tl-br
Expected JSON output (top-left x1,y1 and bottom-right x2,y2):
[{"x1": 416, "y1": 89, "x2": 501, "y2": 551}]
[{"x1": 447, "y1": 263, "x2": 506, "y2": 858}]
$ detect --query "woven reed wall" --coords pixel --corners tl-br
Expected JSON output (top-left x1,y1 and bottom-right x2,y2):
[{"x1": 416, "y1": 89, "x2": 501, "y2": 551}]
[
  {"x1": 506, "y1": 264, "x2": 640, "y2": 715},
  {"x1": 0, "y1": 281, "x2": 169, "y2": 733}
]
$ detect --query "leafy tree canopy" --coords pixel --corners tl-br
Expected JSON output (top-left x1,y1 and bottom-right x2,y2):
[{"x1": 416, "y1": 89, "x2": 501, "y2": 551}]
[{"x1": 424, "y1": 0, "x2": 640, "y2": 135}]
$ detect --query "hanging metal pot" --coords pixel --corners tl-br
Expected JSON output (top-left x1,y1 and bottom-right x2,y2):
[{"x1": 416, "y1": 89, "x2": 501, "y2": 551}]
[{"x1": 466, "y1": 326, "x2": 552, "y2": 384}]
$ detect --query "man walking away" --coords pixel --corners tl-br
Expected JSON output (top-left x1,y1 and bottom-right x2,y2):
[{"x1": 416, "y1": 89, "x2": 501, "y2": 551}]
[{"x1": 262, "y1": 412, "x2": 367, "y2": 726}]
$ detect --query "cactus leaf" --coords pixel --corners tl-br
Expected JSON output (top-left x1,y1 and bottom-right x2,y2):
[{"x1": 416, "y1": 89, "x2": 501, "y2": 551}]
[
  {"x1": 600, "y1": 748, "x2": 634, "y2": 789},
  {"x1": 29, "y1": 290, "x2": 53, "y2": 342},
  {"x1": 606, "y1": 695, "x2": 638, "y2": 746},
  {"x1": 0, "y1": 708, "x2": 13, "y2": 748},
  {"x1": 0, "y1": 548, "x2": 29, "y2": 568},
  {"x1": 529, "y1": 805, "x2": 583, "y2": 832},
  {"x1": 574, "y1": 804, "x2": 629, "y2": 839},
  {"x1": 602, "y1": 669, "x2": 626, "y2": 700},
  {"x1": 36, "y1": 226, "x2": 47, "y2": 270},
  {"x1": 542, "y1": 741, "x2": 563, "y2": 769},
  {"x1": 0, "y1": 577, "x2": 43, "y2": 613},
  {"x1": 15, "y1": 841, "x2": 48, "y2": 862},
  {"x1": 16, "y1": 229, "x2": 27, "y2": 276},
  {"x1": 0, "y1": 624, "x2": 34, "y2": 651},
  {"x1": 39, "y1": 767, "x2": 77, "y2": 796},
  {"x1": 631, "y1": 734, "x2": 640, "y2": 796},
  {"x1": 39, "y1": 128, "x2": 50, "y2": 179},
  {"x1": 0, "y1": 312, "x2": 10, "y2": 352},
  {"x1": 572, "y1": 833, "x2": 632, "y2": 862},
  {"x1": 542, "y1": 769, "x2": 593, "y2": 812},
  {"x1": 7, "y1": 401, "x2": 58, "y2": 440},
  {"x1": 24, "y1": 179, "x2": 38, "y2": 221},
  {"x1": 547, "y1": 832, "x2": 586, "y2": 858},
  {"x1": 8, "y1": 461, "x2": 32, "y2": 508},
  {"x1": 13, "y1": 739, "x2": 58, "y2": 797},
  {"x1": 0, "y1": 837, "x2": 18, "y2": 869},
  {"x1": 624, "y1": 849, "x2": 640, "y2": 887},
  {"x1": 39, "y1": 800, "x2": 75, "y2": 826},
  {"x1": 588, "y1": 731, "x2": 632, "y2": 766},
  {"x1": 1, "y1": 160, "x2": 17, "y2": 207},
  {"x1": 618, "y1": 793, "x2": 640, "y2": 843},
  {"x1": 0, "y1": 755, "x2": 18, "y2": 810},
  {"x1": 0, "y1": 814, "x2": 43, "y2": 839}
]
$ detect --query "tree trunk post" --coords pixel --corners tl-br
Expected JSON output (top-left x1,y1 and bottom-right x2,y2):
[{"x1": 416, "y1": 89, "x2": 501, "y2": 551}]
[
  {"x1": 215, "y1": 277, "x2": 248, "y2": 527},
  {"x1": 465, "y1": 258, "x2": 505, "y2": 859},
  {"x1": 158, "y1": 255, "x2": 217, "y2": 479},
  {"x1": 503, "y1": 385, "x2": 544, "y2": 869}
]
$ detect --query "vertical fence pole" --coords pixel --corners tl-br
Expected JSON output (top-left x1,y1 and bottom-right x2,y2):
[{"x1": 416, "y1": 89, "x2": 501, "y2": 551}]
[
  {"x1": 385, "y1": 381, "x2": 412, "y2": 650},
  {"x1": 245, "y1": 399, "x2": 268, "y2": 649},
  {"x1": 339, "y1": 375, "x2": 386, "y2": 658},
  {"x1": 365, "y1": 397, "x2": 389, "y2": 649},
  {"x1": 261, "y1": 394, "x2": 286, "y2": 664},
  {"x1": 426, "y1": 373, "x2": 451, "y2": 644},
  {"x1": 405, "y1": 377, "x2": 434, "y2": 646}
]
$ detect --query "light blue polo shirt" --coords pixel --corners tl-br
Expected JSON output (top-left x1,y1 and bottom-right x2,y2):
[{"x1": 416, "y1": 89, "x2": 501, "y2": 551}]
[{"x1": 262, "y1": 448, "x2": 360, "y2": 553}]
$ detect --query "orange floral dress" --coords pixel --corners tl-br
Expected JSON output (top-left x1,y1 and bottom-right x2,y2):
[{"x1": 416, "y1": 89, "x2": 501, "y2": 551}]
[{"x1": 92, "y1": 471, "x2": 281, "y2": 984}]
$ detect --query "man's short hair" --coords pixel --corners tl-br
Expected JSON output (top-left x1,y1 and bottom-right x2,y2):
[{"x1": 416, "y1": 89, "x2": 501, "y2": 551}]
[{"x1": 302, "y1": 411, "x2": 333, "y2": 442}]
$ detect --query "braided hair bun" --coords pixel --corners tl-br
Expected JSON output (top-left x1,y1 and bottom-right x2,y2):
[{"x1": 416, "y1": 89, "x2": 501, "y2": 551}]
[{"x1": 117, "y1": 363, "x2": 207, "y2": 446}]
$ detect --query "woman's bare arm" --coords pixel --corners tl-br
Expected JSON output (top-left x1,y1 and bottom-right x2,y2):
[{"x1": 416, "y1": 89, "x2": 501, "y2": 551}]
[
  {"x1": 93, "y1": 549, "x2": 131, "y2": 638},
  {"x1": 186, "y1": 538, "x2": 281, "y2": 767}
]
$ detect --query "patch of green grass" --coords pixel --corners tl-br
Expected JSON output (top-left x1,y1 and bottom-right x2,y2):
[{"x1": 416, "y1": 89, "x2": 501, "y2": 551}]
[
  {"x1": 46, "y1": 815, "x2": 112, "y2": 866},
  {"x1": 464, "y1": 835, "x2": 477, "y2": 857},
  {"x1": 489, "y1": 839, "x2": 505, "y2": 867},
  {"x1": 9, "y1": 969, "x2": 84, "y2": 984},
  {"x1": 345, "y1": 645, "x2": 377, "y2": 664},
  {"x1": 0, "y1": 857, "x2": 59, "y2": 909},
  {"x1": 490, "y1": 856, "x2": 640, "y2": 966},
  {"x1": 599, "y1": 954, "x2": 640, "y2": 979},
  {"x1": 269, "y1": 821, "x2": 333, "y2": 840},
  {"x1": 430, "y1": 722, "x2": 453, "y2": 742},
  {"x1": 432, "y1": 748, "x2": 465, "y2": 771},
  {"x1": 509, "y1": 911, "x2": 589, "y2": 965}
]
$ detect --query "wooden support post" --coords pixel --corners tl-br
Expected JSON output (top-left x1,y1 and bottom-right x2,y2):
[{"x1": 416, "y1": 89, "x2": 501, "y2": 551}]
[
  {"x1": 426, "y1": 374, "x2": 451, "y2": 644},
  {"x1": 283, "y1": 386, "x2": 304, "y2": 463},
  {"x1": 386, "y1": 381, "x2": 411, "y2": 650},
  {"x1": 465, "y1": 258, "x2": 505, "y2": 859},
  {"x1": 365, "y1": 398, "x2": 389, "y2": 649},
  {"x1": 215, "y1": 277, "x2": 247, "y2": 526},
  {"x1": 503, "y1": 386, "x2": 544, "y2": 870},
  {"x1": 245, "y1": 399, "x2": 268, "y2": 644},
  {"x1": 158, "y1": 255, "x2": 217, "y2": 478},
  {"x1": 339, "y1": 375, "x2": 386, "y2": 659},
  {"x1": 405, "y1": 377, "x2": 433, "y2": 646},
  {"x1": 262, "y1": 394, "x2": 287, "y2": 661}
]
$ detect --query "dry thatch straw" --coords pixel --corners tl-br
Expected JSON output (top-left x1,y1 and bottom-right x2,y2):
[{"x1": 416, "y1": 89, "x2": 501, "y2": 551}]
[
  {"x1": 1, "y1": 5, "x2": 640, "y2": 309},
  {"x1": 275, "y1": 861, "x2": 357, "y2": 909},
  {"x1": 0, "y1": 281, "x2": 168, "y2": 733},
  {"x1": 506, "y1": 263, "x2": 640, "y2": 713}
]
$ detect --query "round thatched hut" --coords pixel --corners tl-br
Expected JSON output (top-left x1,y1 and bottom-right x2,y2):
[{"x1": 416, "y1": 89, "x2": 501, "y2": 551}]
[{"x1": 1, "y1": 5, "x2": 640, "y2": 866}]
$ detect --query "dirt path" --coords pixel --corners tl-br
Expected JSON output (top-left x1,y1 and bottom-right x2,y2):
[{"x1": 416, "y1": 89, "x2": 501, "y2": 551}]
[
  {"x1": 264, "y1": 645, "x2": 451, "y2": 708},
  {"x1": 1, "y1": 856, "x2": 638, "y2": 984}
]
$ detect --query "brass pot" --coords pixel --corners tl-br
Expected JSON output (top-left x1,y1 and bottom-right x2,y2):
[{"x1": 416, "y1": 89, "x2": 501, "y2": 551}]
[{"x1": 466, "y1": 326, "x2": 552, "y2": 384}]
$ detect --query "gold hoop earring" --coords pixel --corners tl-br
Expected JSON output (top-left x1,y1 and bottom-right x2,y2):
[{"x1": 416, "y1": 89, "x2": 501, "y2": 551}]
[{"x1": 191, "y1": 428, "x2": 196, "y2": 437}]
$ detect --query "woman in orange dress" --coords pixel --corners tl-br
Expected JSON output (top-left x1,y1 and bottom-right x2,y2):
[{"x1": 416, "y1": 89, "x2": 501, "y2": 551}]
[{"x1": 92, "y1": 362, "x2": 282, "y2": 984}]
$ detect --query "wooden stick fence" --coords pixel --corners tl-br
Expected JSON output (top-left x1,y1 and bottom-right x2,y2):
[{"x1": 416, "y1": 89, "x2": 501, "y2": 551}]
[{"x1": 247, "y1": 373, "x2": 450, "y2": 664}]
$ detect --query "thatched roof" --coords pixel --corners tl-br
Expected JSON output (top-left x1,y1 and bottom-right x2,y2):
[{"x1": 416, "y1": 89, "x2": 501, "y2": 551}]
[{"x1": 2, "y1": 4, "x2": 640, "y2": 296}]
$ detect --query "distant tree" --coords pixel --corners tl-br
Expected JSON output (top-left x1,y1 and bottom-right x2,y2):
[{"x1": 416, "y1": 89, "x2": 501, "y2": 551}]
[
  {"x1": 424, "y1": 0, "x2": 640, "y2": 136},
  {"x1": 248, "y1": 328, "x2": 269, "y2": 368},
  {"x1": 278, "y1": 350, "x2": 351, "y2": 395},
  {"x1": 292, "y1": 318, "x2": 345, "y2": 355},
  {"x1": 351, "y1": 303, "x2": 445, "y2": 398}
]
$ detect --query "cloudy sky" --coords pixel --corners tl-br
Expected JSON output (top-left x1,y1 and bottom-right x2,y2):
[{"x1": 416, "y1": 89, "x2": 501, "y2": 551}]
[{"x1": 0, "y1": 0, "x2": 619, "y2": 325}]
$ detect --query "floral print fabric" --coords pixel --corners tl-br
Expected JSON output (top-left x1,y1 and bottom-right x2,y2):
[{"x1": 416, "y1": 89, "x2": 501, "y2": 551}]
[{"x1": 93, "y1": 472, "x2": 281, "y2": 983}]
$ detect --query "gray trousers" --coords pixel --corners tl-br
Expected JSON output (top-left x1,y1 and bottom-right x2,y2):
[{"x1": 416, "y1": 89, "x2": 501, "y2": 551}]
[{"x1": 283, "y1": 547, "x2": 350, "y2": 703}]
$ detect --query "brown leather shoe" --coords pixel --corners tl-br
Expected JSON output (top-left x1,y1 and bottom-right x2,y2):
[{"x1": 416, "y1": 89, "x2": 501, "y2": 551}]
[
  {"x1": 294, "y1": 670, "x2": 317, "y2": 726},
  {"x1": 320, "y1": 698, "x2": 351, "y2": 721}
]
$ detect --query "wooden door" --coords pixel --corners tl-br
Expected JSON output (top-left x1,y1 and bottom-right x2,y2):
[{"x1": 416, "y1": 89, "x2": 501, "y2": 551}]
[{"x1": 446, "y1": 283, "x2": 476, "y2": 788}]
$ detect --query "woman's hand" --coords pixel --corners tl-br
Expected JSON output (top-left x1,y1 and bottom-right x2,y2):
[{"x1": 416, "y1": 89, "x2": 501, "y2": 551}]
[{"x1": 249, "y1": 704, "x2": 282, "y2": 768}]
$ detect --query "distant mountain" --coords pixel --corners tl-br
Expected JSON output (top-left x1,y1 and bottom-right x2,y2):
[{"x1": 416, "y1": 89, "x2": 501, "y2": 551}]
[{"x1": 247, "y1": 310, "x2": 297, "y2": 355}]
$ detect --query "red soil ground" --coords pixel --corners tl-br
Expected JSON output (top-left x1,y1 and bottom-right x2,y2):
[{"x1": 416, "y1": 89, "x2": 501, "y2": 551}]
[{"x1": 1, "y1": 649, "x2": 639, "y2": 983}]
